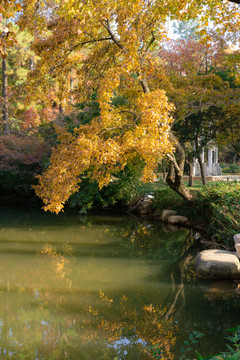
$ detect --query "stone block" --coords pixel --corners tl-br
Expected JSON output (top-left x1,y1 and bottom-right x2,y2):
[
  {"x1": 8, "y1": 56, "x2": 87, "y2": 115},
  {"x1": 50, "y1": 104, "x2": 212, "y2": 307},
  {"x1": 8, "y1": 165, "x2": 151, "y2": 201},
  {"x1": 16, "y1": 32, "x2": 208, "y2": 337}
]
[
  {"x1": 168, "y1": 215, "x2": 188, "y2": 225},
  {"x1": 234, "y1": 234, "x2": 240, "y2": 244},
  {"x1": 195, "y1": 249, "x2": 240, "y2": 280},
  {"x1": 235, "y1": 244, "x2": 240, "y2": 258},
  {"x1": 161, "y1": 210, "x2": 177, "y2": 222}
]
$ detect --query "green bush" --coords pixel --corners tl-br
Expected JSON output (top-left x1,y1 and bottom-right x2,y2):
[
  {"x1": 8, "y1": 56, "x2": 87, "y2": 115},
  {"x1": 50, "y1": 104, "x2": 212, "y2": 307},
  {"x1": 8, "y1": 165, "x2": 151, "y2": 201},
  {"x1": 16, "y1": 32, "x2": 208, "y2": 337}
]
[
  {"x1": 194, "y1": 182, "x2": 240, "y2": 247},
  {"x1": 67, "y1": 165, "x2": 151, "y2": 213},
  {"x1": 220, "y1": 163, "x2": 240, "y2": 175},
  {"x1": 152, "y1": 186, "x2": 190, "y2": 216}
]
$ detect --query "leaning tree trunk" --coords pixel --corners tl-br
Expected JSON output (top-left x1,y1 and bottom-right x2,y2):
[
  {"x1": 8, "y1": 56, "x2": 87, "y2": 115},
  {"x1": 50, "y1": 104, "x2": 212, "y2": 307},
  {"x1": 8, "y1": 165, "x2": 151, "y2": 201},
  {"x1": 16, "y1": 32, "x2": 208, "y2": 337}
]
[
  {"x1": 2, "y1": 57, "x2": 10, "y2": 135},
  {"x1": 166, "y1": 136, "x2": 194, "y2": 203},
  {"x1": 139, "y1": 74, "x2": 193, "y2": 202}
]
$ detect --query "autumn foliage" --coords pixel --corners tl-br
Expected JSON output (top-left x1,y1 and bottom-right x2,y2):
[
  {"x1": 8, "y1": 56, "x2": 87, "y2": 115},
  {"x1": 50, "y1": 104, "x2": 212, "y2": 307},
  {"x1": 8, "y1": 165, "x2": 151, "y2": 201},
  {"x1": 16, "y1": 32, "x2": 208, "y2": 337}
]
[
  {"x1": 0, "y1": 135, "x2": 50, "y2": 171},
  {"x1": 0, "y1": 0, "x2": 240, "y2": 212},
  {"x1": 34, "y1": 89, "x2": 174, "y2": 213}
]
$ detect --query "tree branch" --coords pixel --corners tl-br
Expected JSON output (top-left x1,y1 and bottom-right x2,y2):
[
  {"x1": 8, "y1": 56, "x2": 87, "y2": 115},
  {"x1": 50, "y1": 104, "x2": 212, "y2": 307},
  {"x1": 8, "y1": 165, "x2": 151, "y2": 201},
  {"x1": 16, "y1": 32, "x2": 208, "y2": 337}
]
[
  {"x1": 102, "y1": 20, "x2": 125, "y2": 51},
  {"x1": 50, "y1": 37, "x2": 112, "y2": 72},
  {"x1": 139, "y1": 76, "x2": 150, "y2": 93},
  {"x1": 145, "y1": 31, "x2": 155, "y2": 53},
  {"x1": 167, "y1": 153, "x2": 181, "y2": 173},
  {"x1": 119, "y1": 110, "x2": 139, "y2": 121},
  {"x1": 227, "y1": 0, "x2": 240, "y2": 5}
]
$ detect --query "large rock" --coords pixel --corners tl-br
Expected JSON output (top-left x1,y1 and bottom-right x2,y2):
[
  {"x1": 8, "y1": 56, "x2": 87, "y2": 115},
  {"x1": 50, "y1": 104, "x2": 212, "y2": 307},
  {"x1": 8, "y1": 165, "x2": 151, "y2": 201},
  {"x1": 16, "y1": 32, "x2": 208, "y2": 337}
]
[
  {"x1": 233, "y1": 234, "x2": 240, "y2": 257},
  {"x1": 168, "y1": 215, "x2": 188, "y2": 225},
  {"x1": 234, "y1": 234, "x2": 240, "y2": 244},
  {"x1": 161, "y1": 210, "x2": 177, "y2": 222},
  {"x1": 235, "y1": 244, "x2": 240, "y2": 258},
  {"x1": 195, "y1": 250, "x2": 240, "y2": 280}
]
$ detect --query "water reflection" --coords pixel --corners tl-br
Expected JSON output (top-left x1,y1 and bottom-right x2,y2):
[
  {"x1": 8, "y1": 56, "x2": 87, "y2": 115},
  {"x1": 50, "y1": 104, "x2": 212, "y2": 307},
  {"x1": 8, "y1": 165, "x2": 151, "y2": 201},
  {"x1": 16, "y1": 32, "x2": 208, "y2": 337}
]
[
  {"x1": 0, "y1": 208, "x2": 240, "y2": 359},
  {"x1": 0, "y1": 251, "x2": 176, "y2": 359}
]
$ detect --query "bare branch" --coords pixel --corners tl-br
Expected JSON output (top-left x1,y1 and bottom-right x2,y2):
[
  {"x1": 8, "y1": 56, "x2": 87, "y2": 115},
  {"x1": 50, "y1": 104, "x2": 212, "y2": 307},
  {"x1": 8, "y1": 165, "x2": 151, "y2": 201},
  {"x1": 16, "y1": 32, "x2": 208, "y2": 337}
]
[
  {"x1": 167, "y1": 153, "x2": 181, "y2": 173},
  {"x1": 102, "y1": 20, "x2": 125, "y2": 51}
]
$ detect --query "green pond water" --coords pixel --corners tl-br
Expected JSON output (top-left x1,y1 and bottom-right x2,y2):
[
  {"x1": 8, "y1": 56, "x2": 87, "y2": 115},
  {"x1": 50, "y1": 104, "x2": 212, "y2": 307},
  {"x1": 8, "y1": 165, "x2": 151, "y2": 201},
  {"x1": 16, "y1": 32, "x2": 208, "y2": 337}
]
[{"x1": 0, "y1": 207, "x2": 240, "y2": 360}]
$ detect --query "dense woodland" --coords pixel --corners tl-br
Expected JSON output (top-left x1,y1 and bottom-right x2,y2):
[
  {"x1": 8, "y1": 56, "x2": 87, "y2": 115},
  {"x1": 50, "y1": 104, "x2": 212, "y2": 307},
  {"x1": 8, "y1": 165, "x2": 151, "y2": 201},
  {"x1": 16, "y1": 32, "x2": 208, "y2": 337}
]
[{"x1": 0, "y1": 0, "x2": 240, "y2": 213}]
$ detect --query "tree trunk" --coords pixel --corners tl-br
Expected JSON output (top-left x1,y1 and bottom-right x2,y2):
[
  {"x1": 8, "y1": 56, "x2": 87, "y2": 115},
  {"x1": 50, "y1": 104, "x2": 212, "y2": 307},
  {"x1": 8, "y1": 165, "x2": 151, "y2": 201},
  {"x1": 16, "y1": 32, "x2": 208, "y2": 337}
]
[
  {"x1": 195, "y1": 138, "x2": 207, "y2": 186},
  {"x1": 186, "y1": 159, "x2": 194, "y2": 187},
  {"x1": 227, "y1": 0, "x2": 240, "y2": 5},
  {"x1": 198, "y1": 154, "x2": 207, "y2": 185},
  {"x1": 2, "y1": 57, "x2": 10, "y2": 135},
  {"x1": 166, "y1": 137, "x2": 194, "y2": 203},
  {"x1": 166, "y1": 164, "x2": 194, "y2": 202},
  {"x1": 29, "y1": 58, "x2": 34, "y2": 70},
  {"x1": 139, "y1": 74, "x2": 194, "y2": 202},
  {"x1": 139, "y1": 77, "x2": 150, "y2": 94},
  {"x1": 162, "y1": 165, "x2": 166, "y2": 181}
]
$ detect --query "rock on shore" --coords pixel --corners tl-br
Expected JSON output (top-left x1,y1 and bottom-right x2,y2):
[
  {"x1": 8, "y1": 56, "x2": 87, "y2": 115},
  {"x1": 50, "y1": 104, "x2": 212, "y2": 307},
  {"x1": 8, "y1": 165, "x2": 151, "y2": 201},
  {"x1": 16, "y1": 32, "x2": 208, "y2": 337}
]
[{"x1": 195, "y1": 249, "x2": 240, "y2": 280}]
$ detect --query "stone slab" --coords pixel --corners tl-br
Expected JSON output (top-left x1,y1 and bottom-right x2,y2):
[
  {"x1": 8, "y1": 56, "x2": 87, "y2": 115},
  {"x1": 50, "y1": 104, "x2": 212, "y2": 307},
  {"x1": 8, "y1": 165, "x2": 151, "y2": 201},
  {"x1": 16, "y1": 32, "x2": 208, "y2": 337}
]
[
  {"x1": 168, "y1": 215, "x2": 188, "y2": 225},
  {"x1": 161, "y1": 210, "x2": 177, "y2": 222},
  {"x1": 234, "y1": 234, "x2": 240, "y2": 244},
  {"x1": 195, "y1": 249, "x2": 240, "y2": 280}
]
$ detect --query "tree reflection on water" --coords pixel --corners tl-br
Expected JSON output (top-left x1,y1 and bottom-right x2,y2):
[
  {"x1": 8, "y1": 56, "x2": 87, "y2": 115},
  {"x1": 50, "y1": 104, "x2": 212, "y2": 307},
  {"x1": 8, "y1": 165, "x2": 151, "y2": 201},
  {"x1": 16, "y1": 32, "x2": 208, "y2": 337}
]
[{"x1": 1, "y1": 212, "x2": 237, "y2": 359}]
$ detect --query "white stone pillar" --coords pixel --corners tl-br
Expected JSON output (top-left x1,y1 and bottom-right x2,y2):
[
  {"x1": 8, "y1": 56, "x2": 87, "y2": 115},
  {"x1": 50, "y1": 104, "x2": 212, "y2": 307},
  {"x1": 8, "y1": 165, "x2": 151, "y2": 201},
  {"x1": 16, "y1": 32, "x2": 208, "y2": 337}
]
[
  {"x1": 214, "y1": 147, "x2": 218, "y2": 163},
  {"x1": 208, "y1": 149, "x2": 212, "y2": 164}
]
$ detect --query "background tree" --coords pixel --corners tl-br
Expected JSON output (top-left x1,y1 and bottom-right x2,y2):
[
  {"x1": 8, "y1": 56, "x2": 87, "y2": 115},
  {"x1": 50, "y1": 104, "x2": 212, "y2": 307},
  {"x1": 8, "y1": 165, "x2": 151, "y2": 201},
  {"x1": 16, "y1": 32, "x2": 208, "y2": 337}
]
[
  {"x1": 156, "y1": 31, "x2": 240, "y2": 186},
  {"x1": 0, "y1": 27, "x2": 42, "y2": 134},
  {"x1": 0, "y1": 1, "x2": 22, "y2": 133}
]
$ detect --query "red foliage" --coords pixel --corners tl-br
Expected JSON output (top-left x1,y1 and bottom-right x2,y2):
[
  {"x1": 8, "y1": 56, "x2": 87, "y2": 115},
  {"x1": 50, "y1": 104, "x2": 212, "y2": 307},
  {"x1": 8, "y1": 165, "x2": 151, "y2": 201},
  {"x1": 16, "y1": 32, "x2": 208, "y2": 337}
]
[
  {"x1": 40, "y1": 106, "x2": 59, "y2": 123},
  {"x1": 21, "y1": 107, "x2": 40, "y2": 132},
  {"x1": 159, "y1": 38, "x2": 206, "y2": 76},
  {"x1": 158, "y1": 35, "x2": 227, "y2": 77},
  {"x1": 0, "y1": 135, "x2": 51, "y2": 171}
]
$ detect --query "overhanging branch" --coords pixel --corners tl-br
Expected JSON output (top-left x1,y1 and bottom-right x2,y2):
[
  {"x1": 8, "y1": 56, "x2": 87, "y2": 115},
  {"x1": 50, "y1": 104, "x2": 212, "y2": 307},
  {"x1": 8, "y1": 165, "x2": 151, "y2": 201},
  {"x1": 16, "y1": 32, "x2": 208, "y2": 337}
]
[{"x1": 50, "y1": 37, "x2": 112, "y2": 72}]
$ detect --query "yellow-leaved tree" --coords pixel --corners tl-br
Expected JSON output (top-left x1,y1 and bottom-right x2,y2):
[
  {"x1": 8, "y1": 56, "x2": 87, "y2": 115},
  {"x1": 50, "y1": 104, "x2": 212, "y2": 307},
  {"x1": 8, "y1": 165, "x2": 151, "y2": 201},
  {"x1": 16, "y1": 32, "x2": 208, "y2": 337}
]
[{"x1": 19, "y1": 0, "x2": 240, "y2": 213}]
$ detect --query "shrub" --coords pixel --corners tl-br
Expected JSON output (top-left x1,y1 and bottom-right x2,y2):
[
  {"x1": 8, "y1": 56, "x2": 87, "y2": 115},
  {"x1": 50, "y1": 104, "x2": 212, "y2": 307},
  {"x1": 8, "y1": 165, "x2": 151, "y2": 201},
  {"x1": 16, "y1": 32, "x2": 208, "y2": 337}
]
[
  {"x1": 187, "y1": 327, "x2": 240, "y2": 360},
  {"x1": 221, "y1": 163, "x2": 240, "y2": 175},
  {"x1": 0, "y1": 134, "x2": 50, "y2": 171},
  {"x1": 194, "y1": 182, "x2": 240, "y2": 247},
  {"x1": 0, "y1": 135, "x2": 51, "y2": 205},
  {"x1": 68, "y1": 165, "x2": 150, "y2": 213}
]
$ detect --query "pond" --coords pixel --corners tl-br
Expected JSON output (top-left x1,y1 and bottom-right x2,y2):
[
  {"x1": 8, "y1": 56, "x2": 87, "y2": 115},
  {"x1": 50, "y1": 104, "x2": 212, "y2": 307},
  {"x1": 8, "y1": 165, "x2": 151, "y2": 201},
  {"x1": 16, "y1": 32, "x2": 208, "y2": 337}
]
[{"x1": 0, "y1": 207, "x2": 240, "y2": 359}]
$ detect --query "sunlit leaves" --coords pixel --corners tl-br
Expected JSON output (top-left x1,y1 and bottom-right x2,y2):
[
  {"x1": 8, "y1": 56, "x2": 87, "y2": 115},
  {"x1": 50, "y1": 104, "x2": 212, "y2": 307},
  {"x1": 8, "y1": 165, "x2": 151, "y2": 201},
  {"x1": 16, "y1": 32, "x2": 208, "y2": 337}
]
[{"x1": 0, "y1": 1, "x2": 22, "y2": 57}]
